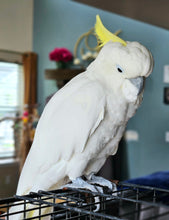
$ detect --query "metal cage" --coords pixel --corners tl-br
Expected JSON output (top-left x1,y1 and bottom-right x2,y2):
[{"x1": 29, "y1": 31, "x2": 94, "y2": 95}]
[{"x1": 1, "y1": 182, "x2": 169, "y2": 219}]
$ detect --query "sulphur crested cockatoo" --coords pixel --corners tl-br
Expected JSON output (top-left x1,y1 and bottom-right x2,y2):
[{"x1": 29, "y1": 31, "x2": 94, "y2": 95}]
[{"x1": 8, "y1": 15, "x2": 153, "y2": 219}]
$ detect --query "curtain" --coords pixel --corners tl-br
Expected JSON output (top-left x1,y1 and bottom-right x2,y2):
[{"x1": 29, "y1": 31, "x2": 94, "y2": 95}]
[{"x1": 20, "y1": 52, "x2": 37, "y2": 171}]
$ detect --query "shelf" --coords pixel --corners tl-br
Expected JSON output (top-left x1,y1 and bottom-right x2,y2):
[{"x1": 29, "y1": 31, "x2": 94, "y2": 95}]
[{"x1": 45, "y1": 68, "x2": 85, "y2": 80}]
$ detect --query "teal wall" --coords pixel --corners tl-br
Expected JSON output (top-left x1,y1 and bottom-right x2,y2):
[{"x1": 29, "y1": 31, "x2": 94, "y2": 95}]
[{"x1": 33, "y1": 0, "x2": 169, "y2": 179}]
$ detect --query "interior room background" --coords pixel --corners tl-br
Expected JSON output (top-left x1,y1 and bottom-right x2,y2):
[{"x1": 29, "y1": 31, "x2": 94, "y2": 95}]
[{"x1": 0, "y1": 0, "x2": 169, "y2": 198}]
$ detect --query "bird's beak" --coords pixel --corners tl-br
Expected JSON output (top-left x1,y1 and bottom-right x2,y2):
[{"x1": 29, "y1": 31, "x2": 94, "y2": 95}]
[{"x1": 129, "y1": 76, "x2": 144, "y2": 95}]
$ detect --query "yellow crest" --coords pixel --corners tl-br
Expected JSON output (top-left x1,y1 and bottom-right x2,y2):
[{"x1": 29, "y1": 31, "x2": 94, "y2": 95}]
[{"x1": 95, "y1": 15, "x2": 127, "y2": 47}]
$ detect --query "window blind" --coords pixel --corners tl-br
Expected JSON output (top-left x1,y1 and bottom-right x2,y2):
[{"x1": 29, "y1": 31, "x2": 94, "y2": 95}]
[{"x1": 0, "y1": 62, "x2": 23, "y2": 157}]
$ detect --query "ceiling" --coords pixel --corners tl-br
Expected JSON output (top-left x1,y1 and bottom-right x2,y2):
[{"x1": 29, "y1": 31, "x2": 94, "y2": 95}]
[{"x1": 73, "y1": 0, "x2": 169, "y2": 30}]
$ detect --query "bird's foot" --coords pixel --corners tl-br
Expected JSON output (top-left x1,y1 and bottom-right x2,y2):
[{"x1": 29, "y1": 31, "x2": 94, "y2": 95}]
[
  {"x1": 87, "y1": 175, "x2": 118, "y2": 196},
  {"x1": 62, "y1": 176, "x2": 103, "y2": 193},
  {"x1": 61, "y1": 177, "x2": 102, "y2": 211}
]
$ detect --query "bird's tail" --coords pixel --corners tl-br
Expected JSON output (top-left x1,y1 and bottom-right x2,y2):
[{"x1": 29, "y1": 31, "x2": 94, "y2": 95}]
[{"x1": 4, "y1": 201, "x2": 53, "y2": 220}]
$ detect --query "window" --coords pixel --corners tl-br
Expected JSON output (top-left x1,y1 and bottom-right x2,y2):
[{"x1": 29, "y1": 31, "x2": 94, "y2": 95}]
[{"x1": 0, "y1": 62, "x2": 23, "y2": 158}]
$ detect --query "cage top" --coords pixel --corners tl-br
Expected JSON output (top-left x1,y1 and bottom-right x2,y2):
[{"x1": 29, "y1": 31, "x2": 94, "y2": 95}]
[{"x1": 1, "y1": 182, "x2": 169, "y2": 220}]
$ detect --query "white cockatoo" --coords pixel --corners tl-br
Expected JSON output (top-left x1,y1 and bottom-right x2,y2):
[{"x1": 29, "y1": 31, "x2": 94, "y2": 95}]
[{"x1": 8, "y1": 15, "x2": 153, "y2": 219}]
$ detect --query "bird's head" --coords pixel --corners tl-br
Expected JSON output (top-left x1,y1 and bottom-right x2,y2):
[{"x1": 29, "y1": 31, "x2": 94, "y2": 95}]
[{"x1": 87, "y1": 15, "x2": 154, "y2": 103}]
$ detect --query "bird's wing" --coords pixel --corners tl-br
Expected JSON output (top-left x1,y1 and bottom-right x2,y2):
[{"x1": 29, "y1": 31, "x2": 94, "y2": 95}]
[
  {"x1": 37, "y1": 74, "x2": 106, "y2": 162},
  {"x1": 17, "y1": 72, "x2": 106, "y2": 194}
]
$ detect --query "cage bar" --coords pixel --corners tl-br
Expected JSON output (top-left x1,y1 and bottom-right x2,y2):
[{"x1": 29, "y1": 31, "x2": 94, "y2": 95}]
[{"x1": 1, "y1": 183, "x2": 169, "y2": 219}]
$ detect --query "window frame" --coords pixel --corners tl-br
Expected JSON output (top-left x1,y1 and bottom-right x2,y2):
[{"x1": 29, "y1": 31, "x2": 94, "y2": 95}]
[{"x1": 0, "y1": 50, "x2": 24, "y2": 159}]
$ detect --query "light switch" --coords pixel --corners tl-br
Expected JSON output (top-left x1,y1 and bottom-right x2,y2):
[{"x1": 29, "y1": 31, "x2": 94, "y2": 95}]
[
  {"x1": 124, "y1": 130, "x2": 139, "y2": 141},
  {"x1": 163, "y1": 65, "x2": 169, "y2": 83},
  {"x1": 165, "y1": 131, "x2": 169, "y2": 142}
]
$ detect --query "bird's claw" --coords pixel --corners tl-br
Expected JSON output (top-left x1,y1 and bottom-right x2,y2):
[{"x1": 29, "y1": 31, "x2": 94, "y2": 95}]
[
  {"x1": 60, "y1": 177, "x2": 102, "y2": 211},
  {"x1": 87, "y1": 175, "x2": 118, "y2": 196}
]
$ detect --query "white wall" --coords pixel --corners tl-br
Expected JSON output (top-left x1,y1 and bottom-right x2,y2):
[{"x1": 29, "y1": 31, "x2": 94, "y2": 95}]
[{"x1": 0, "y1": 0, "x2": 33, "y2": 52}]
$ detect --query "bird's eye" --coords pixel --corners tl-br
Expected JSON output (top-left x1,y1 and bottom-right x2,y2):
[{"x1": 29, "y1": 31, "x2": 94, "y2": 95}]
[{"x1": 116, "y1": 64, "x2": 124, "y2": 73}]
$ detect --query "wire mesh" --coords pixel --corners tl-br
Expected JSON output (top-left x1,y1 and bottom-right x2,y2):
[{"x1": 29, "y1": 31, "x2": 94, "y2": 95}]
[{"x1": 1, "y1": 182, "x2": 169, "y2": 219}]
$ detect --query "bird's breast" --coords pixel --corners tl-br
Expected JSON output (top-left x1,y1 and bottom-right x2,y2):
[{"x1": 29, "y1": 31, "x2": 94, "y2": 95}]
[{"x1": 106, "y1": 94, "x2": 128, "y2": 124}]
